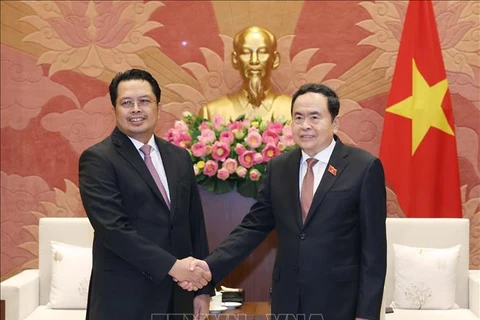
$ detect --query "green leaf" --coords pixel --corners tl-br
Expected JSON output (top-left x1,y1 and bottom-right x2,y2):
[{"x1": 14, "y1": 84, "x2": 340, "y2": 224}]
[
  {"x1": 215, "y1": 179, "x2": 235, "y2": 194},
  {"x1": 200, "y1": 177, "x2": 235, "y2": 194},
  {"x1": 235, "y1": 114, "x2": 246, "y2": 122},
  {"x1": 236, "y1": 179, "x2": 261, "y2": 199}
]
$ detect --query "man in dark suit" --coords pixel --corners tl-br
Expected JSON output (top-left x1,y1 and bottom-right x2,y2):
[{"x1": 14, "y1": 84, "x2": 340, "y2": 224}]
[
  {"x1": 187, "y1": 83, "x2": 387, "y2": 320},
  {"x1": 79, "y1": 69, "x2": 213, "y2": 320}
]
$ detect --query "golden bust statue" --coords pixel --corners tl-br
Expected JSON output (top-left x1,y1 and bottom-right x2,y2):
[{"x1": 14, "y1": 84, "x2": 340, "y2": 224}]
[{"x1": 200, "y1": 26, "x2": 291, "y2": 121}]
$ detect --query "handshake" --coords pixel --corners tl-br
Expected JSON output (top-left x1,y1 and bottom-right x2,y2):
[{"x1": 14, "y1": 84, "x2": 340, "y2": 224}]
[{"x1": 168, "y1": 257, "x2": 211, "y2": 291}]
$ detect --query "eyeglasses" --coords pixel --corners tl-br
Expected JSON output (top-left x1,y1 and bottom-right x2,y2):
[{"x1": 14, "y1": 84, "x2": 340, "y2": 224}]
[
  {"x1": 118, "y1": 98, "x2": 155, "y2": 108},
  {"x1": 293, "y1": 114, "x2": 322, "y2": 125}
]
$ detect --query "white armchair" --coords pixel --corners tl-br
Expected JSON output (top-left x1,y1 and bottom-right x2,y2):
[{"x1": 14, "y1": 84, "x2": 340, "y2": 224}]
[
  {"x1": 384, "y1": 218, "x2": 479, "y2": 320},
  {"x1": 1, "y1": 218, "x2": 92, "y2": 320}
]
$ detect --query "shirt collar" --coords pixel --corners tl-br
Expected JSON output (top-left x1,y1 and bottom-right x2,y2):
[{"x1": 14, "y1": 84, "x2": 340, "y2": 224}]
[
  {"x1": 236, "y1": 88, "x2": 276, "y2": 111},
  {"x1": 300, "y1": 137, "x2": 336, "y2": 166},
  {"x1": 128, "y1": 135, "x2": 157, "y2": 152}
]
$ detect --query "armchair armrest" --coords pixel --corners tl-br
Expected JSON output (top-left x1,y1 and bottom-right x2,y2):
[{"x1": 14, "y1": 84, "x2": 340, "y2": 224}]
[
  {"x1": 380, "y1": 285, "x2": 386, "y2": 320},
  {"x1": 0, "y1": 270, "x2": 39, "y2": 320},
  {"x1": 470, "y1": 270, "x2": 480, "y2": 318}
]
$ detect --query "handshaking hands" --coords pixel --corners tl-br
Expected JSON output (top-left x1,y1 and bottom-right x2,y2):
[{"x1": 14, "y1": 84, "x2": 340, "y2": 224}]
[{"x1": 168, "y1": 257, "x2": 211, "y2": 291}]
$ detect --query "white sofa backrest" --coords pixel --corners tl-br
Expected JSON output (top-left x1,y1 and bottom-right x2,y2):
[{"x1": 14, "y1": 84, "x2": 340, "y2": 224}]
[
  {"x1": 385, "y1": 218, "x2": 469, "y2": 308},
  {"x1": 36, "y1": 217, "x2": 470, "y2": 309},
  {"x1": 39, "y1": 217, "x2": 93, "y2": 305}
]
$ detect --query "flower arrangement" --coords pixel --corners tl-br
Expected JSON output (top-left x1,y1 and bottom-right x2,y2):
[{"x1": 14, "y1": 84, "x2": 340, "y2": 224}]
[{"x1": 164, "y1": 112, "x2": 296, "y2": 199}]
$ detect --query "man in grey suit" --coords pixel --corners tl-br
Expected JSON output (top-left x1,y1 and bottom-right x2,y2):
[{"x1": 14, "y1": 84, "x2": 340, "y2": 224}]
[
  {"x1": 186, "y1": 84, "x2": 387, "y2": 320},
  {"x1": 79, "y1": 69, "x2": 212, "y2": 320}
]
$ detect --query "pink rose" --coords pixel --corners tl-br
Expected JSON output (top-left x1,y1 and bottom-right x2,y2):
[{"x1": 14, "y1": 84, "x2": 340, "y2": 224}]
[
  {"x1": 223, "y1": 158, "x2": 238, "y2": 174},
  {"x1": 281, "y1": 126, "x2": 295, "y2": 146},
  {"x1": 174, "y1": 132, "x2": 192, "y2": 147},
  {"x1": 203, "y1": 160, "x2": 218, "y2": 177},
  {"x1": 238, "y1": 150, "x2": 255, "y2": 169},
  {"x1": 236, "y1": 166, "x2": 247, "y2": 178},
  {"x1": 228, "y1": 121, "x2": 243, "y2": 131},
  {"x1": 198, "y1": 129, "x2": 216, "y2": 144},
  {"x1": 249, "y1": 169, "x2": 261, "y2": 181},
  {"x1": 174, "y1": 120, "x2": 189, "y2": 132},
  {"x1": 245, "y1": 131, "x2": 262, "y2": 149},
  {"x1": 191, "y1": 142, "x2": 207, "y2": 157},
  {"x1": 235, "y1": 143, "x2": 246, "y2": 155},
  {"x1": 282, "y1": 125, "x2": 292, "y2": 136},
  {"x1": 242, "y1": 119, "x2": 251, "y2": 128},
  {"x1": 280, "y1": 134, "x2": 295, "y2": 147},
  {"x1": 213, "y1": 114, "x2": 224, "y2": 130},
  {"x1": 262, "y1": 129, "x2": 279, "y2": 145},
  {"x1": 164, "y1": 128, "x2": 178, "y2": 142},
  {"x1": 219, "y1": 131, "x2": 234, "y2": 145},
  {"x1": 205, "y1": 145, "x2": 213, "y2": 155},
  {"x1": 199, "y1": 121, "x2": 210, "y2": 130},
  {"x1": 217, "y1": 168, "x2": 230, "y2": 180},
  {"x1": 262, "y1": 143, "x2": 279, "y2": 161},
  {"x1": 254, "y1": 152, "x2": 264, "y2": 164},
  {"x1": 212, "y1": 142, "x2": 230, "y2": 162},
  {"x1": 268, "y1": 121, "x2": 284, "y2": 134}
]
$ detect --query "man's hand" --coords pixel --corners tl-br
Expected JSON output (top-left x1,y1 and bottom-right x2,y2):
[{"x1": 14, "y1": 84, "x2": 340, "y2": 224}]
[
  {"x1": 176, "y1": 259, "x2": 212, "y2": 291},
  {"x1": 193, "y1": 294, "x2": 210, "y2": 320},
  {"x1": 168, "y1": 257, "x2": 211, "y2": 290}
]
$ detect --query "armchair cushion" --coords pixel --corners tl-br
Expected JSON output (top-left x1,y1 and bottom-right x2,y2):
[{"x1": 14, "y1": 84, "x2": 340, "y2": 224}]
[
  {"x1": 47, "y1": 241, "x2": 91, "y2": 309},
  {"x1": 392, "y1": 244, "x2": 461, "y2": 310}
]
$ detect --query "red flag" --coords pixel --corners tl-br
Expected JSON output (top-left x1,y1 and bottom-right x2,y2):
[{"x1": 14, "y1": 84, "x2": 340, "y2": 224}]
[{"x1": 379, "y1": 0, "x2": 462, "y2": 218}]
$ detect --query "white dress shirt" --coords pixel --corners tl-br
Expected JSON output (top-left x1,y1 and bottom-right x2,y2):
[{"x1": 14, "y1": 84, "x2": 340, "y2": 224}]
[
  {"x1": 298, "y1": 138, "x2": 336, "y2": 196},
  {"x1": 128, "y1": 135, "x2": 171, "y2": 202}
]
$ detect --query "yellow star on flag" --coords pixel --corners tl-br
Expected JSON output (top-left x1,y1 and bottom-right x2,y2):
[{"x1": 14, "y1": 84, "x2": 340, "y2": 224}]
[{"x1": 385, "y1": 59, "x2": 454, "y2": 155}]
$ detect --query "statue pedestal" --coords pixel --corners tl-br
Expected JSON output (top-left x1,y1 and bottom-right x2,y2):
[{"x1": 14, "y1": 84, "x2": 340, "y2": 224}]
[{"x1": 200, "y1": 187, "x2": 277, "y2": 302}]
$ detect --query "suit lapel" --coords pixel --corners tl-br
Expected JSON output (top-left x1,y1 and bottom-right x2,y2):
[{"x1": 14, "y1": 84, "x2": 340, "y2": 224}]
[
  {"x1": 304, "y1": 137, "x2": 349, "y2": 227},
  {"x1": 285, "y1": 148, "x2": 304, "y2": 230},
  {"x1": 155, "y1": 137, "x2": 177, "y2": 216},
  {"x1": 112, "y1": 128, "x2": 170, "y2": 210}
]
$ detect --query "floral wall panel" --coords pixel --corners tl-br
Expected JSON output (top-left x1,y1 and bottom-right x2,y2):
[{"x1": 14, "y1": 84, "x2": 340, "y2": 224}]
[
  {"x1": 1, "y1": 173, "x2": 54, "y2": 276},
  {"x1": 1, "y1": 46, "x2": 82, "y2": 189},
  {"x1": 1, "y1": 45, "x2": 80, "y2": 130},
  {"x1": 292, "y1": 1, "x2": 377, "y2": 79},
  {"x1": 1, "y1": 0, "x2": 479, "y2": 284},
  {"x1": 20, "y1": 1, "x2": 163, "y2": 78},
  {"x1": 148, "y1": 1, "x2": 224, "y2": 67}
]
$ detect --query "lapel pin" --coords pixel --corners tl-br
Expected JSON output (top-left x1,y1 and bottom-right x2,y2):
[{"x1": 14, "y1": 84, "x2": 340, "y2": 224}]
[{"x1": 328, "y1": 165, "x2": 337, "y2": 176}]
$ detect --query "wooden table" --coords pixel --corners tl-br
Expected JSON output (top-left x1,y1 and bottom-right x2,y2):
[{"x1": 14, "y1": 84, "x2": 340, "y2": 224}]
[
  {"x1": 210, "y1": 302, "x2": 271, "y2": 320},
  {"x1": 1, "y1": 300, "x2": 4, "y2": 320}
]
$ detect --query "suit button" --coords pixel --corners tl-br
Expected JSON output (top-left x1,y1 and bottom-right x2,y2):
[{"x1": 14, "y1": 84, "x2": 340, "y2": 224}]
[
  {"x1": 170, "y1": 225, "x2": 174, "y2": 230},
  {"x1": 294, "y1": 266, "x2": 299, "y2": 272},
  {"x1": 300, "y1": 233, "x2": 306, "y2": 240}
]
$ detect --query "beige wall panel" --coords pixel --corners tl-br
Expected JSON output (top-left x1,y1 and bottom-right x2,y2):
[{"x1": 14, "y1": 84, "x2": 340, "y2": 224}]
[
  {"x1": 338, "y1": 50, "x2": 391, "y2": 101},
  {"x1": 212, "y1": 1, "x2": 304, "y2": 38},
  {"x1": 1, "y1": 1, "x2": 46, "y2": 57}
]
